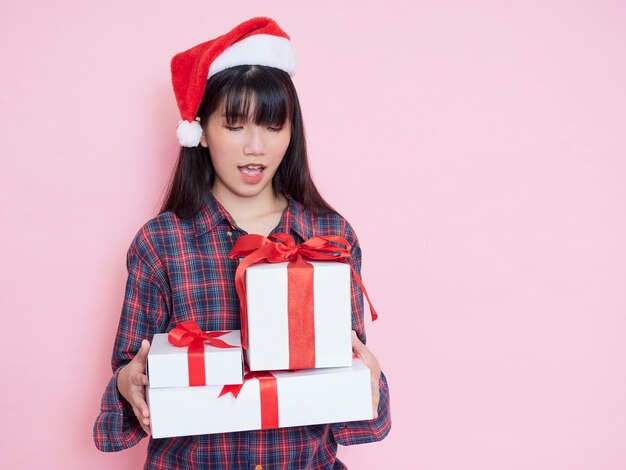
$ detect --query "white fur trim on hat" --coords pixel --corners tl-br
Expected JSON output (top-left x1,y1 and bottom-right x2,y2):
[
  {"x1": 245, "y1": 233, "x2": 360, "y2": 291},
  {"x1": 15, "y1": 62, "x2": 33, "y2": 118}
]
[
  {"x1": 208, "y1": 34, "x2": 296, "y2": 78},
  {"x1": 176, "y1": 120, "x2": 203, "y2": 147}
]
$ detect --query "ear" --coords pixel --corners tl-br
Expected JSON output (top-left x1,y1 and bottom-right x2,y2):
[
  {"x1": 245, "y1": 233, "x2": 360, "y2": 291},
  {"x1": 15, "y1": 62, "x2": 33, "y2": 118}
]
[{"x1": 200, "y1": 130, "x2": 208, "y2": 148}]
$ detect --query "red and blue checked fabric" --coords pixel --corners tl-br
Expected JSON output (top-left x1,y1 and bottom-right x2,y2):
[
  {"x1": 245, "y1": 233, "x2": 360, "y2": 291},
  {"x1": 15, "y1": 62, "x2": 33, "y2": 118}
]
[{"x1": 93, "y1": 193, "x2": 391, "y2": 469}]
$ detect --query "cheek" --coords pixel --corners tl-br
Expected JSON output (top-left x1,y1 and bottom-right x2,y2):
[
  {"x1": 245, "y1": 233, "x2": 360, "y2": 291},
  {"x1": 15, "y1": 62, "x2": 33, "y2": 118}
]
[
  {"x1": 207, "y1": 133, "x2": 236, "y2": 162},
  {"x1": 207, "y1": 144, "x2": 230, "y2": 174},
  {"x1": 276, "y1": 132, "x2": 292, "y2": 157}
]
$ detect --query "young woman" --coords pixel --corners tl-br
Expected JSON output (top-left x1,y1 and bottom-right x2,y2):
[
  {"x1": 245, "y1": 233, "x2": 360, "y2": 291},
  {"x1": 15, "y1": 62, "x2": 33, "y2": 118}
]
[{"x1": 94, "y1": 17, "x2": 391, "y2": 469}]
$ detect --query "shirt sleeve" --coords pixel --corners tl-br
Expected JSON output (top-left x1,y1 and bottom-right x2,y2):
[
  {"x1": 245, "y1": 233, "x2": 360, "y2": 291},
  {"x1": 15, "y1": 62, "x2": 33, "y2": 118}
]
[
  {"x1": 93, "y1": 230, "x2": 171, "y2": 452},
  {"x1": 331, "y1": 222, "x2": 392, "y2": 445}
]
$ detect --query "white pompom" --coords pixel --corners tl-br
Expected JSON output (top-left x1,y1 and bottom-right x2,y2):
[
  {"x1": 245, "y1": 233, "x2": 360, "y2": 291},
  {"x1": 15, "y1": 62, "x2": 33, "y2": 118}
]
[{"x1": 176, "y1": 120, "x2": 203, "y2": 147}]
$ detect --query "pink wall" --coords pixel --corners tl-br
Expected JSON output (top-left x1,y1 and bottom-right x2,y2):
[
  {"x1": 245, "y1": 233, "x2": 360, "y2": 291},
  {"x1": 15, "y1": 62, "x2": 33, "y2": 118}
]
[{"x1": 2, "y1": 1, "x2": 625, "y2": 468}]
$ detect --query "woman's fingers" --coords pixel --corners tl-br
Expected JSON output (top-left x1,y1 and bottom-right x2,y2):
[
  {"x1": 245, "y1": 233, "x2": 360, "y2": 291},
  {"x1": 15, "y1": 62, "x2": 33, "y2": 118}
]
[
  {"x1": 131, "y1": 404, "x2": 151, "y2": 435},
  {"x1": 351, "y1": 330, "x2": 367, "y2": 356},
  {"x1": 351, "y1": 330, "x2": 382, "y2": 419},
  {"x1": 138, "y1": 421, "x2": 151, "y2": 435},
  {"x1": 371, "y1": 376, "x2": 380, "y2": 419},
  {"x1": 130, "y1": 390, "x2": 150, "y2": 418},
  {"x1": 131, "y1": 405, "x2": 149, "y2": 423},
  {"x1": 131, "y1": 371, "x2": 149, "y2": 386},
  {"x1": 130, "y1": 389, "x2": 151, "y2": 435},
  {"x1": 352, "y1": 331, "x2": 381, "y2": 375}
]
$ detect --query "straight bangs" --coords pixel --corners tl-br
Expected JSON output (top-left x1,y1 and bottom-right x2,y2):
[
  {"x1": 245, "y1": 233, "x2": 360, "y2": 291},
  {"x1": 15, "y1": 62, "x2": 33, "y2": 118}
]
[{"x1": 221, "y1": 69, "x2": 292, "y2": 128}]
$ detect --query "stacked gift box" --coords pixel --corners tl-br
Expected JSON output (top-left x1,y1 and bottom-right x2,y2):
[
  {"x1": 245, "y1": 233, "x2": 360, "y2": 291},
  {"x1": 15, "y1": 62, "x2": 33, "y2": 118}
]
[{"x1": 146, "y1": 234, "x2": 376, "y2": 439}]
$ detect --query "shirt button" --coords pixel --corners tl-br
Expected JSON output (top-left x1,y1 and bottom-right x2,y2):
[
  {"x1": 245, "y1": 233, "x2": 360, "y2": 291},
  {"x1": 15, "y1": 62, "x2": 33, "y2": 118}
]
[
  {"x1": 255, "y1": 466, "x2": 262, "y2": 470},
  {"x1": 226, "y1": 231, "x2": 232, "y2": 237}
]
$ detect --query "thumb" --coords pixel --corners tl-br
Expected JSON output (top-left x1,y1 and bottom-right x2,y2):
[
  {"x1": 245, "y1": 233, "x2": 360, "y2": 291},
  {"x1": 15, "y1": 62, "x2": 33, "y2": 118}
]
[{"x1": 134, "y1": 339, "x2": 151, "y2": 364}]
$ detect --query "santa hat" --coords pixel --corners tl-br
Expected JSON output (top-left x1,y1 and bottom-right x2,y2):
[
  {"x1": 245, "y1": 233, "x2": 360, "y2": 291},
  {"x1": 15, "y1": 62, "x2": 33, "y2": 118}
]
[{"x1": 171, "y1": 17, "x2": 296, "y2": 147}]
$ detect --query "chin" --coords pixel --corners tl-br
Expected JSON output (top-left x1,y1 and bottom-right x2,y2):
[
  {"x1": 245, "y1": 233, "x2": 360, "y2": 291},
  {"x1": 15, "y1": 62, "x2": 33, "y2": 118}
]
[{"x1": 236, "y1": 183, "x2": 273, "y2": 199}]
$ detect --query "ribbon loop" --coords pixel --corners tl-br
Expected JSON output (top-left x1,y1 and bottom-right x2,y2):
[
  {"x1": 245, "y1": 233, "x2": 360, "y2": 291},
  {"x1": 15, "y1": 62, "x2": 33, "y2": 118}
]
[
  {"x1": 167, "y1": 321, "x2": 237, "y2": 386},
  {"x1": 168, "y1": 320, "x2": 205, "y2": 346}
]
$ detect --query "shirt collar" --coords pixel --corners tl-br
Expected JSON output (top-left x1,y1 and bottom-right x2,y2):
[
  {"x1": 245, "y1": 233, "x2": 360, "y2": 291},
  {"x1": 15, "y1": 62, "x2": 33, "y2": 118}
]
[
  {"x1": 193, "y1": 192, "x2": 235, "y2": 237},
  {"x1": 271, "y1": 195, "x2": 313, "y2": 241},
  {"x1": 194, "y1": 192, "x2": 313, "y2": 241}
]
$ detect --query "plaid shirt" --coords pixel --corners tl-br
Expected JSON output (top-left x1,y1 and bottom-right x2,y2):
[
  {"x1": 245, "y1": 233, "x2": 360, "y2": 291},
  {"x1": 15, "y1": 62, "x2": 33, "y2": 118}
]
[{"x1": 93, "y1": 193, "x2": 391, "y2": 469}]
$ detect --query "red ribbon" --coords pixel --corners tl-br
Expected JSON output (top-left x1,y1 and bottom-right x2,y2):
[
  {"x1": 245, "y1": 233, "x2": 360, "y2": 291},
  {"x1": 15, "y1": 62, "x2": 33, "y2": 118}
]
[
  {"x1": 167, "y1": 320, "x2": 237, "y2": 387},
  {"x1": 229, "y1": 233, "x2": 378, "y2": 369},
  {"x1": 219, "y1": 370, "x2": 279, "y2": 429}
]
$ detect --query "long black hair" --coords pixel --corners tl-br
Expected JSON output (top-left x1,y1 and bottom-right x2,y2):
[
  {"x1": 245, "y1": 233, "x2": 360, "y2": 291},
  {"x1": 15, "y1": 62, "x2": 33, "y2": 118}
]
[{"x1": 160, "y1": 65, "x2": 334, "y2": 218}]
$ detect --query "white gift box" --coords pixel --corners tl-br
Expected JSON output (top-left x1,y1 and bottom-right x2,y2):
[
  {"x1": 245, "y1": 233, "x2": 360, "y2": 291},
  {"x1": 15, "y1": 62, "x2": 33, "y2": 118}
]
[
  {"x1": 146, "y1": 357, "x2": 373, "y2": 439},
  {"x1": 244, "y1": 261, "x2": 353, "y2": 371},
  {"x1": 147, "y1": 330, "x2": 243, "y2": 388}
]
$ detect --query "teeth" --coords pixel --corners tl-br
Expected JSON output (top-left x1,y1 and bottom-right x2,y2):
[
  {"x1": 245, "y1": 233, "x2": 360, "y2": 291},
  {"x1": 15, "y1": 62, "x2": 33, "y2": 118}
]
[{"x1": 240, "y1": 165, "x2": 263, "y2": 177}]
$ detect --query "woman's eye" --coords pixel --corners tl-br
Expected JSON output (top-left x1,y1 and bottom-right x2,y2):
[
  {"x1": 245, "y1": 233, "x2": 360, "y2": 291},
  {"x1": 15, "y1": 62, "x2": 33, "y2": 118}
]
[
  {"x1": 268, "y1": 126, "x2": 283, "y2": 132},
  {"x1": 225, "y1": 125, "x2": 243, "y2": 131}
]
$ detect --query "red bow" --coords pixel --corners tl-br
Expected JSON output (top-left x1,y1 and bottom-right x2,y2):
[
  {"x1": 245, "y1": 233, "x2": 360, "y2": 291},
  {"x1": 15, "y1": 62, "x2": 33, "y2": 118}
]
[
  {"x1": 168, "y1": 320, "x2": 237, "y2": 386},
  {"x1": 229, "y1": 233, "x2": 353, "y2": 264}
]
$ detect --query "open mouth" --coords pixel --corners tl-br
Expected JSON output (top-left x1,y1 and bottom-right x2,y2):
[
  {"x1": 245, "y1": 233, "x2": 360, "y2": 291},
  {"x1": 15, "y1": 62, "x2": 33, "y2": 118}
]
[{"x1": 238, "y1": 164, "x2": 265, "y2": 177}]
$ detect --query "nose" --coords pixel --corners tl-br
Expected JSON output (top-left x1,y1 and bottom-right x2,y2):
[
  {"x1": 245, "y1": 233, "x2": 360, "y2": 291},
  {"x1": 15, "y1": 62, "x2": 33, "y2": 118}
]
[{"x1": 243, "y1": 125, "x2": 266, "y2": 156}]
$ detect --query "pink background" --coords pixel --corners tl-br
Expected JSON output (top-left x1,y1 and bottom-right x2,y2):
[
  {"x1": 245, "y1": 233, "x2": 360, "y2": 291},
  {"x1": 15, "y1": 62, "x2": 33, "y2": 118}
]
[{"x1": 1, "y1": 1, "x2": 625, "y2": 468}]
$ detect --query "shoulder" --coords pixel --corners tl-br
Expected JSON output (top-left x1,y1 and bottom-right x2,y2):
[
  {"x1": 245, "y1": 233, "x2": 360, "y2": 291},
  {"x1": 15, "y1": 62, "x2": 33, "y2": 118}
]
[
  {"x1": 127, "y1": 210, "x2": 195, "y2": 265},
  {"x1": 304, "y1": 207, "x2": 360, "y2": 248}
]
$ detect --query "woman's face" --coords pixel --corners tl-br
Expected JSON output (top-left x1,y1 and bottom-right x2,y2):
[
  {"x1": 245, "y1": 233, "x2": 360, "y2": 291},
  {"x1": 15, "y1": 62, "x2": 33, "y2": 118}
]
[{"x1": 201, "y1": 102, "x2": 291, "y2": 202}]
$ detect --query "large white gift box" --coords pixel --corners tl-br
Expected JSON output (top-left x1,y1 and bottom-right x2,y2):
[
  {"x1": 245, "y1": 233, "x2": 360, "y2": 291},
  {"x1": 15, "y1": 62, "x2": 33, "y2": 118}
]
[
  {"x1": 147, "y1": 329, "x2": 243, "y2": 388},
  {"x1": 244, "y1": 261, "x2": 353, "y2": 371},
  {"x1": 146, "y1": 357, "x2": 373, "y2": 439}
]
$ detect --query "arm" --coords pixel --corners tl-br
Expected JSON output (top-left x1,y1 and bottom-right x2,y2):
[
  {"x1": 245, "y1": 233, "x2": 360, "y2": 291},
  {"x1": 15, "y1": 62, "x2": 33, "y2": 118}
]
[
  {"x1": 93, "y1": 231, "x2": 171, "y2": 452},
  {"x1": 331, "y1": 223, "x2": 392, "y2": 445}
]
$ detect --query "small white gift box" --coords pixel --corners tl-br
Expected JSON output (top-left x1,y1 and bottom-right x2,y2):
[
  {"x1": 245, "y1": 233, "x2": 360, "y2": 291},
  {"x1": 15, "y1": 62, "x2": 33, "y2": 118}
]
[{"x1": 147, "y1": 328, "x2": 243, "y2": 388}]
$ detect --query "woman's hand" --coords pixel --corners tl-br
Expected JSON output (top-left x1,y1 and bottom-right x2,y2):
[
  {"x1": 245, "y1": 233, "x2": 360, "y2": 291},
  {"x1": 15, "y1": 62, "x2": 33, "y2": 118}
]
[
  {"x1": 117, "y1": 339, "x2": 151, "y2": 435},
  {"x1": 351, "y1": 330, "x2": 381, "y2": 419}
]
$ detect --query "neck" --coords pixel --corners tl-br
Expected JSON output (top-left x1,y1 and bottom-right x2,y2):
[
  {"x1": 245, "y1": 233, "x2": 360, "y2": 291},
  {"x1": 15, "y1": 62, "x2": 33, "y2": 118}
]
[{"x1": 212, "y1": 186, "x2": 286, "y2": 224}]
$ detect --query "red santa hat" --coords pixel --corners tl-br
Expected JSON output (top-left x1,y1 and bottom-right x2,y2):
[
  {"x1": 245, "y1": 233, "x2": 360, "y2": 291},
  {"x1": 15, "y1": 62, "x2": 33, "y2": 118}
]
[{"x1": 171, "y1": 17, "x2": 296, "y2": 147}]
